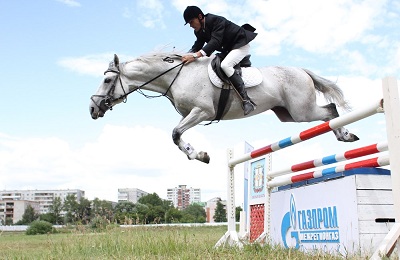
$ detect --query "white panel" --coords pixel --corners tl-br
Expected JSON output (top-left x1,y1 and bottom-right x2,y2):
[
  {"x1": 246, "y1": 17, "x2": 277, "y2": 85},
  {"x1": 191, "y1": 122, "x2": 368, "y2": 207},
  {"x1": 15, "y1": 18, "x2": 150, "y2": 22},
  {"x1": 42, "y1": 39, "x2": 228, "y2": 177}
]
[
  {"x1": 355, "y1": 175, "x2": 392, "y2": 190},
  {"x1": 357, "y1": 205, "x2": 395, "y2": 221},
  {"x1": 270, "y1": 176, "x2": 359, "y2": 255},
  {"x1": 358, "y1": 220, "x2": 395, "y2": 234},
  {"x1": 356, "y1": 190, "x2": 394, "y2": 205}
]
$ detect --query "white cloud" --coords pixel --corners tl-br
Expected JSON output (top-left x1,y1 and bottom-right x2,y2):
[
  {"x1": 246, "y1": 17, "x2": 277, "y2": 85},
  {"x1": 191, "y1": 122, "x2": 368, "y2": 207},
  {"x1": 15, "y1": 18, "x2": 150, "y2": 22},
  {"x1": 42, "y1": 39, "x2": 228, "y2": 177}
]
[
  {"x1": 0, "y1": 124, "x2": 227, "y2": 202},
  {"x1": 57, "y1": 53, "x2": 134, "y2": 77},
  {"x1": 338, "y1": 50, "x2": 379, "y2": 77},
  {"x1": 387, "y1": 42, "x2": 400, "y2": 75},
  {"x1": 250, "y1": 0, "x2": 386, "y2": 54},
  {"x1": 136, "y1": 0, "x2": 166, "y2": 29},
  {"x1": 56, "y1": 0, "x2": 81, "y2": 7},
  {"x1": 58, "y1": 54, "x2": 111, "y2": 77}
]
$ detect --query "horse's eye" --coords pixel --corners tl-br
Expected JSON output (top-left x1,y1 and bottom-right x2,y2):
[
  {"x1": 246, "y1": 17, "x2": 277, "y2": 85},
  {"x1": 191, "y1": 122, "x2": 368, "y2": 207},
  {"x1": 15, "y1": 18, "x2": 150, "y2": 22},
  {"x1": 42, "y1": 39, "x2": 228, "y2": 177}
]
[{"x1": 104, "y1": 78, "x2": 112, "y2": 84}]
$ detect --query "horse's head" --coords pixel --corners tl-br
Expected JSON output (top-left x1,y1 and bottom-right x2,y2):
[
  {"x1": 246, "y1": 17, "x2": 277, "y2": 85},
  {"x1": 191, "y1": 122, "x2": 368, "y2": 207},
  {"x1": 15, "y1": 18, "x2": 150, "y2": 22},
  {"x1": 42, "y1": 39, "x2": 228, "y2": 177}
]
[
  {"x1": 89, "y1": 52, "x2": 186, "y2": 119},
  {"x1": 89, "y1": 54, "x2": 129, "y2": 119}
]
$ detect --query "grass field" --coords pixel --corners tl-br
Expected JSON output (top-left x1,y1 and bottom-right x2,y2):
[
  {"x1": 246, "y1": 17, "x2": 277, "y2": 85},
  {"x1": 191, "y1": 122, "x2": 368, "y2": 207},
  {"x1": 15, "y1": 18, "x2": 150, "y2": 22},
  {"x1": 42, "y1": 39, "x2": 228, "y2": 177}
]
[{"x1": 0, "y1": 225, "x2": 388, "y2": 259}]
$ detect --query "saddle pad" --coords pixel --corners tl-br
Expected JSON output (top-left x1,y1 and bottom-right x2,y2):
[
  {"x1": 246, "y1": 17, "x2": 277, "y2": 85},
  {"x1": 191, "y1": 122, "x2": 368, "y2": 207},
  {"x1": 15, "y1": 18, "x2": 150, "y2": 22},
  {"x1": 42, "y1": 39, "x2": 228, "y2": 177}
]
[{"x1": 208, "y1": 63, "x2": 263, "y2": 89}]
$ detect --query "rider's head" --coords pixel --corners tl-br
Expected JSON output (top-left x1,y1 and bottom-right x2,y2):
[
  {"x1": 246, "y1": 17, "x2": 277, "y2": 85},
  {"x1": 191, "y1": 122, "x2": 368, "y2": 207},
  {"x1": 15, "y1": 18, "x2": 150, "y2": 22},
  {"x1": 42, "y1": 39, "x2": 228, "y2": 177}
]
[{"x1": 183, "y1": 6, "x2": 204, "y2": 26}]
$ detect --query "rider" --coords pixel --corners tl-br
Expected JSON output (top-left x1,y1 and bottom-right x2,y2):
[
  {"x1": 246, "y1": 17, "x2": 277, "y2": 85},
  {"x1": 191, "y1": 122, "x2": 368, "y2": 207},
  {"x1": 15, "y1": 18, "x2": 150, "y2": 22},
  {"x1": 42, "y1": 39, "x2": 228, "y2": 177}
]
[{"x1": 181, "y1": 6, "x2": 257, "y2": 116}]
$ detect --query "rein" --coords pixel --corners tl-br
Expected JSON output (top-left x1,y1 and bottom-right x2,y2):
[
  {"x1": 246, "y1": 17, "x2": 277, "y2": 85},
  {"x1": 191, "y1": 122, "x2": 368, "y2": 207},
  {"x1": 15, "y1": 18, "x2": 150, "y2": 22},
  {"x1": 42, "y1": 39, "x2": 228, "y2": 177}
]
[{"x1": 114, "y1": 57, "x2": 184, "y2": 102}]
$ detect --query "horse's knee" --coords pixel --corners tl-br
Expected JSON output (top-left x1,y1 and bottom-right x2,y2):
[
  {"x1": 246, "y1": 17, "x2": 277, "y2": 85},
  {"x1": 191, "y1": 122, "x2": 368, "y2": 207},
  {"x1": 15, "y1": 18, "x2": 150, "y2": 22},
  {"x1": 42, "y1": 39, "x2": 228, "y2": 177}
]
[{"x1": 172, "y1": 128, "x2": 181, "y2": 145}]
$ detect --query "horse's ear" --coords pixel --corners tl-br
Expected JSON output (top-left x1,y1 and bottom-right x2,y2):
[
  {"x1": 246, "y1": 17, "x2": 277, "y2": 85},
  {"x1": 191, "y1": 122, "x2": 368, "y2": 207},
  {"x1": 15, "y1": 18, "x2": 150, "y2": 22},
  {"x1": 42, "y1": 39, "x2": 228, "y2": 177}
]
[{"x1": 114, "y1": 54, "x2": 119, "y2": 67}]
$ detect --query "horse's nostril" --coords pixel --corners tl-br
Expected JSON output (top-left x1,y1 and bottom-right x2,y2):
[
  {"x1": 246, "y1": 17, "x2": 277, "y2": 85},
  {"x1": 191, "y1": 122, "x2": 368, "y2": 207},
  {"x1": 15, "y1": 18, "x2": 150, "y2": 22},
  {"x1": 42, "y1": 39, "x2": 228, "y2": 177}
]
[{"x1": 90, "y1": 107, "x2": 94, "y2": 115}]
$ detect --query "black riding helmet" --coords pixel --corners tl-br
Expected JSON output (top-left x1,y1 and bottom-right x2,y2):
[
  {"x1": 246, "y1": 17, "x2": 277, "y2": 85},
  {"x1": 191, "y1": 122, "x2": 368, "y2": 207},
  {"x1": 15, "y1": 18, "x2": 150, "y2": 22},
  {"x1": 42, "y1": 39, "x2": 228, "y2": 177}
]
[{"x1": 183, "y1": 6, "x2": 204, "y2": 25}]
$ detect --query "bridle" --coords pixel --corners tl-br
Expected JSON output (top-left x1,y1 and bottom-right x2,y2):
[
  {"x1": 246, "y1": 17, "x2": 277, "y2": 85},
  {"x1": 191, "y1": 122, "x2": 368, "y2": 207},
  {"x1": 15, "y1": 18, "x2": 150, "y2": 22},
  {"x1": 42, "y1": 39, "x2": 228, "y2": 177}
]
[
  {"x1": 90, "y1": 66, "x2": 126, "y2": 114},
  {"x1": 90, "y1": 56, "x2": 185, "y2": 114}
]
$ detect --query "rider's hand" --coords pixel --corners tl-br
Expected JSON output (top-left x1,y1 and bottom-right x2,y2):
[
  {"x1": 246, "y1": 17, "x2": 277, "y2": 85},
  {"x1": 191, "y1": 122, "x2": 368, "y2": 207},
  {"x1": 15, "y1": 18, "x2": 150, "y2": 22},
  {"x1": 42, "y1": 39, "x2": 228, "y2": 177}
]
[
  {"x1": 181, "y1": 54, "x2": 195, "y2": 64},
  {"x1": 182, "y1": 52, "x2": 201, "y2": 64}
]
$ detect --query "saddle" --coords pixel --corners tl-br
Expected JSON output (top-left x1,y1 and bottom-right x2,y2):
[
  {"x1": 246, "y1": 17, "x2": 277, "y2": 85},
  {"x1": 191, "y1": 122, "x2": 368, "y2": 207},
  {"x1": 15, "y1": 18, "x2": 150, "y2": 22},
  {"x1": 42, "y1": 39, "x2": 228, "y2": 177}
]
[
  {"x1": 211, "y1": 53, "x2": 252, "y2": 84},
  {"x1": 206, "y1": 54, "x2": 262, "y2": 124},
  {"x1": 208, "y1": 54, "x2": 263, "y2": 89}
]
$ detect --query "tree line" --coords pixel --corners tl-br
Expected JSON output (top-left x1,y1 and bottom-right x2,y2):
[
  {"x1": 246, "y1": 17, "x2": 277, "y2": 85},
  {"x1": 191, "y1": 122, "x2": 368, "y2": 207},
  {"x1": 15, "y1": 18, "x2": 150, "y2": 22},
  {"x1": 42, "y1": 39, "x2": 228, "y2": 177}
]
[{"x1": 12, "y1": 193, "x2": 241, "y2": 226}]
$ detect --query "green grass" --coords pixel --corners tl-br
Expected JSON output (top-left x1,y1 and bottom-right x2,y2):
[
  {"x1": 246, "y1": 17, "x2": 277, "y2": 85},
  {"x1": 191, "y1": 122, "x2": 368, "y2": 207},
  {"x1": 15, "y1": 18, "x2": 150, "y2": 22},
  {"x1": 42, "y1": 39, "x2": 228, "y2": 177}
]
[{"x1": 0, "y1": 226, "x2": 390, "y2": 259}]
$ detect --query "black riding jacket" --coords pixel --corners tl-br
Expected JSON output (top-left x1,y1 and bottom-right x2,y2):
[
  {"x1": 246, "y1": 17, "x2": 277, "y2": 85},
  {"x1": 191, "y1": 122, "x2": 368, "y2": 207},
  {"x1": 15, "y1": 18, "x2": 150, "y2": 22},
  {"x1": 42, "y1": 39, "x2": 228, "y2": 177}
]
[{"x1": 189, "y1": 13, "x2": 257, "y2": 56}]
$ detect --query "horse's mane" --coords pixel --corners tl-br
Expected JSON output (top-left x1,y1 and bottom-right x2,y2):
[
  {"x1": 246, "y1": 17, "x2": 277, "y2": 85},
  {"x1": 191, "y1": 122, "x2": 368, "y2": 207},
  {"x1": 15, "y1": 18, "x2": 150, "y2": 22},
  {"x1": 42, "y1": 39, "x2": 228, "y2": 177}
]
[
  {"x1": 121, "y1": 51, "x2": 212, "y2": 74},
  {"x1": 121, "y1": 52, "x2": 188, "y2": 75},
  {"x1": 136, "y1": 52, "x2": 184, "y2": 62}
]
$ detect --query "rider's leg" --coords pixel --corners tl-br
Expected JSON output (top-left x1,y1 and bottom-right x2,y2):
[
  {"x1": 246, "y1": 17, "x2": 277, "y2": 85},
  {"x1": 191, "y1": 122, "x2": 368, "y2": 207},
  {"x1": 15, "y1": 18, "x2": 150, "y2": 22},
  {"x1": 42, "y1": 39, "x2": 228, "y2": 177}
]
[{"x1": 221, "y1": 44, "x2": 256, "y2": 115}]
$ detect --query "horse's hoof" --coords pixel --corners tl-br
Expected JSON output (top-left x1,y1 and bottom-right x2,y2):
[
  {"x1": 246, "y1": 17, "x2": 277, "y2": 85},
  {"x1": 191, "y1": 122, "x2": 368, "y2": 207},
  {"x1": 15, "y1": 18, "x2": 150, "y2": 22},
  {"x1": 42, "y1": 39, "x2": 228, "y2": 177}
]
[
  {"x1": 338, "y1": 133, "x2": 360, "y2": 142},
  {"x1": 198, "y1": 151, "x2": 210, "y2": 164}
]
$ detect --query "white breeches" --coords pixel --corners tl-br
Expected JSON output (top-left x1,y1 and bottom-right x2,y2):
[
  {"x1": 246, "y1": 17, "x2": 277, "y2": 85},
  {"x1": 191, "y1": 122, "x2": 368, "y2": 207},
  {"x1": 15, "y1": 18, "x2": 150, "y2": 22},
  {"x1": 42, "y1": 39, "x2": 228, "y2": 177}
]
[{"x1": 220, "y1": 44, "x2": 250, "y2": 77}]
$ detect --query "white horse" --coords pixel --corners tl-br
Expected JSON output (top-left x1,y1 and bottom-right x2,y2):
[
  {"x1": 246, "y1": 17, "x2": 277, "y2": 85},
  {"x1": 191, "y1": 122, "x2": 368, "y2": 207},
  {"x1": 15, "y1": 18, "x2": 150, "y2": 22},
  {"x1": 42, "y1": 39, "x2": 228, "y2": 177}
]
[{"x1": 89, "y1": 53, "x2": 358, "y2": 164}]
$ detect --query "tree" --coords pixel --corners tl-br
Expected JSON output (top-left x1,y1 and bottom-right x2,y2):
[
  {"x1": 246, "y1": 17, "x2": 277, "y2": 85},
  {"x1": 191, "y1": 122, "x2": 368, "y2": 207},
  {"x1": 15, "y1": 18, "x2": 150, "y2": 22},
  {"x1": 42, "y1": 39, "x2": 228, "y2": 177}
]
[
  {"x1": 39, "y1": 213, "x2": 55, "y2": 224},
  {"x1": 26, "y1": 220, "x2": 54, "y2": 235},
  {"x1": 92, "y1": 198, "x2": 114, "y2": 222},
  {"x1": 5, "y1": 217, "x2": 13, "y2": 225},
  {"x1": 182, "y1": 204, "x2": 206, "y2": 223},
  {"x1": 138, "y1": 193, "x2": 164, "y2": 207},
  {"x1": 213, "y1": 200, "x2": 227, "y2": 222},
  {"x1": 133, "y1": 203, "x2": 150, "y2": 224},
  {"x1": 76, "y1": 197, "x2": 91, "y2": 224},
  {"x1": 49, "y1": 197, "x2": 63, "y2": 224},
  {"x1": 16, "y1": 205, "x2": 38, "y2": 225},
  {"x1": 165, "y1": 208, "x2": 183, "y2": 223},
  {"x1": 138, "y1": 193, "x2": 173, "y2": 224},
  {"x1": 63, "y1": 194, "x2": 78, "y2": 224},
  {"x1": 235, "y1": 206, "x2": 243, "y2": 222},
  {"x1": 113, "y1": 201, "x2": 136, "y2": 224}
]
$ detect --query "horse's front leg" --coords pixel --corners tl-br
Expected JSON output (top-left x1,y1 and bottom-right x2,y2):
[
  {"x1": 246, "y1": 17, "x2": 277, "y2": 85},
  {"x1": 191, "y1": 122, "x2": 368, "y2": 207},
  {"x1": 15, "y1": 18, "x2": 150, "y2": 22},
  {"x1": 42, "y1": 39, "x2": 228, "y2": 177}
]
[{"x1": 172, "y1": 108, "x2": 211, "y2": 164}]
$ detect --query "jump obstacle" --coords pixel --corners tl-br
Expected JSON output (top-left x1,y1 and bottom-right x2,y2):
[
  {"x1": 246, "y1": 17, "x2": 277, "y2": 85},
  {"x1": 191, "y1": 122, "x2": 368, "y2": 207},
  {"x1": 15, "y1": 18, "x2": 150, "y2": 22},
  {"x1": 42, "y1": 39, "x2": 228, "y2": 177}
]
[{"x1": 215, "y1": 77, "x2": 400, "y2": 259}]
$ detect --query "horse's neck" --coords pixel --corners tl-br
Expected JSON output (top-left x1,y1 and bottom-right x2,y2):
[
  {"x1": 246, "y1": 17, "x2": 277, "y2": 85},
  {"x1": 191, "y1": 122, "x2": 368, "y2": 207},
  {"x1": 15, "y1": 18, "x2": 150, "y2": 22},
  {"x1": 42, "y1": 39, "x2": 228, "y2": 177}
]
[
  {"x1": 123, "y1": 55, "x2": 210, "y2": 97},
  {"x1": 123, "y1": 64, "x2": 175, "y2": 96}
]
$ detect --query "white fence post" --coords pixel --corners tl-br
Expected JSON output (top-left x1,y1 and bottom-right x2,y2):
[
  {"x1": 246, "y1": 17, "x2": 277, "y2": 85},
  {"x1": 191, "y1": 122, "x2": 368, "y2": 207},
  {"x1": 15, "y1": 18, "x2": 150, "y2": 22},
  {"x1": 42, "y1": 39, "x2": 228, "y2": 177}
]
[
  {"x1": 214, "y1": 148, "x2": 242, "y2": 248},
  {"x1": 372, "y1": 77, "x2": 400, "y2": 259}
]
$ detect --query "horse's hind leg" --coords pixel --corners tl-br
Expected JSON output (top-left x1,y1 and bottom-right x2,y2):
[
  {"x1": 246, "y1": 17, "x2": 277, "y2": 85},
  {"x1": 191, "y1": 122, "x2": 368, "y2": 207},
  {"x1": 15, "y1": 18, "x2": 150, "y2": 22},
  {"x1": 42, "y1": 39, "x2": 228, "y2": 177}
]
[
  {"x1": 291, "y1": 102, "x2": 359, "y2": 142},
  {"x1": 322, "y1": 103, "x2": 359, "y2": 142}
]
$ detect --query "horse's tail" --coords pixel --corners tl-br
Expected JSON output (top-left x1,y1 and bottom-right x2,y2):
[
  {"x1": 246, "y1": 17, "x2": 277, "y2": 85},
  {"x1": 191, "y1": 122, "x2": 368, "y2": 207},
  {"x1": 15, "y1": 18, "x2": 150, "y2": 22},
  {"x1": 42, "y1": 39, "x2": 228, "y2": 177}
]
[{"x1": 302, "y1": 68, "x2": 351, "y2": 112}]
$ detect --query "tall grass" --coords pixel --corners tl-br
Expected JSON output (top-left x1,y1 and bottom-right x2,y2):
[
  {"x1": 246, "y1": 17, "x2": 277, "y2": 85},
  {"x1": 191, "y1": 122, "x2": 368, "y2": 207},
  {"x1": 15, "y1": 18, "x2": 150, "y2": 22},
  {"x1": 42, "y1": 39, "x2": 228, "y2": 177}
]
[{"x1": 0, "y1": 226, "x2": 387, "y2": 259}]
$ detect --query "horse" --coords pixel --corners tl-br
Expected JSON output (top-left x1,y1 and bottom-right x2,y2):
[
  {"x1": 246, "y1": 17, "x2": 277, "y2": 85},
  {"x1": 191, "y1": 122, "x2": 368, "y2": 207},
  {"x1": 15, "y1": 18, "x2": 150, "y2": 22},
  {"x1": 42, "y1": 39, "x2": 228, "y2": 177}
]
[{"x1": 89, "y1": 52, "x2": 359, "y2": 164}]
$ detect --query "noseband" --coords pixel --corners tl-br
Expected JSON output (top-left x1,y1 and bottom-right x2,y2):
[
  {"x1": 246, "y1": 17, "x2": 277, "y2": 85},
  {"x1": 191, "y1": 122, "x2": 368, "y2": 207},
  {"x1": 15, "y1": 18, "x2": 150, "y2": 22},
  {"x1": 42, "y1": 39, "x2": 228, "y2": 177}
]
[{"x1": 90, "y1": 56, "x2": 184, "y2": 113}]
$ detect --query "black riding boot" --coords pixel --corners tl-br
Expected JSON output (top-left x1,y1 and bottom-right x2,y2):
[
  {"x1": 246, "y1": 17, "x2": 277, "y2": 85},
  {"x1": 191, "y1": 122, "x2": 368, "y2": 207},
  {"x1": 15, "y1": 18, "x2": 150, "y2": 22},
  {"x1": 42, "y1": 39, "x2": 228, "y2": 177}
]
[{"x1": 229, "y1": 72, "x2": 256, "y2": 115}]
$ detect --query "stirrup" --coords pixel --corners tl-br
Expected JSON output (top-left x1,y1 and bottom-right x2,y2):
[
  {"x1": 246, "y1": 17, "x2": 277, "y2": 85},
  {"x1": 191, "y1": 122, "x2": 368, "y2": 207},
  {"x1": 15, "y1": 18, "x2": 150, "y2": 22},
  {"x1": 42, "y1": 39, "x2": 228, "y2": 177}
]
[{"x1": 243, "y1": 100, "x2": 255, "y2": 115}]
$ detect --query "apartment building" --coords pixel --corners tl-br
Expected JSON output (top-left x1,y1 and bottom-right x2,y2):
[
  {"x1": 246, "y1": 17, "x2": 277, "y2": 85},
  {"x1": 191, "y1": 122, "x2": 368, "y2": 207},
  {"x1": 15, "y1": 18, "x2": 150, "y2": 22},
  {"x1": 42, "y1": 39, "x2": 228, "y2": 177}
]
[
  {"x1": 167, "y1": 185, "x2": 201, "y2": 210},
  {"x1": 0, "y1": 200, "x2": 40, "y2": 225},
  {"x1": 117, "y1": 188, "x2": 149, "y2": 203},
  {"x1": 0, "y1": 189, "x2": 85, "y2": 214},
  {"x1": 205, "y1": 197, "x2": 227, "y2": 223}
]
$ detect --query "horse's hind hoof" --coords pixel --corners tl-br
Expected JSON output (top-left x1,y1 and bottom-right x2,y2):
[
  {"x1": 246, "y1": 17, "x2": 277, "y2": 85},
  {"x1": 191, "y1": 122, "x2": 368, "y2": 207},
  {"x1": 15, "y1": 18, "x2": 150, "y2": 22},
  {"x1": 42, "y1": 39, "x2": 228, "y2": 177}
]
[
  {"x1": 338, "y1": 133, "x2": 360, "y2": 142},
  {"x1": 198, "y1": 151, "x2": 210, "y2": 164},
  {"x1": 344, "y1": 133, "x2": 359, "y2": 142}
]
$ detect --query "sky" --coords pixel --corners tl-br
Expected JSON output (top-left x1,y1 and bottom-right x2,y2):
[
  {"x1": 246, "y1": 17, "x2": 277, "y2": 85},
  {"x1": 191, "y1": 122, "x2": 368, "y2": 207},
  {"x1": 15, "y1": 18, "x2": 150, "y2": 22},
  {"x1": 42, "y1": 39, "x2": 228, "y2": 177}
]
[{"x1": 0, "y1": 0, "x2": 399, "y2": 205}]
